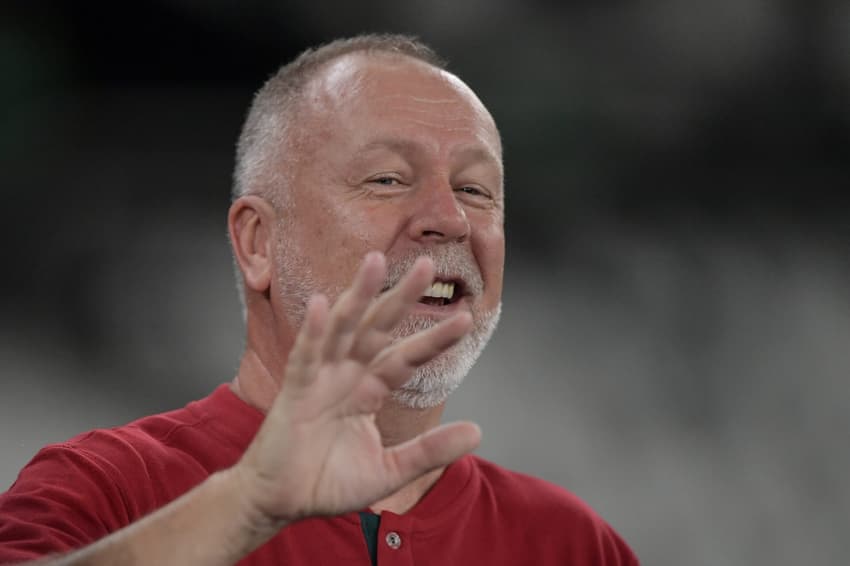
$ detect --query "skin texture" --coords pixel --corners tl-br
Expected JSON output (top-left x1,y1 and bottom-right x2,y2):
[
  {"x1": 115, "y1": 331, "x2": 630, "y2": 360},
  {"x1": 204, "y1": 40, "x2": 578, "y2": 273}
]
[
  {"x1": 230, "y1": 53, "x2": 505, "y2": 512},
  {"x1": 233, "y1": 53, "x2": 504, "y2": 412},
  {"x1": 31, "y1": 53, "x2": 505, "y2": 566}
]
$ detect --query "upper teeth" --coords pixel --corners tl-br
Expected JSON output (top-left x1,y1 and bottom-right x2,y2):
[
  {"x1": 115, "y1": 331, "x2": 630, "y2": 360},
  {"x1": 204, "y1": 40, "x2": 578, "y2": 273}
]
[{"x1": 423, "y1": 281, "x2": 455, "y2": 299}]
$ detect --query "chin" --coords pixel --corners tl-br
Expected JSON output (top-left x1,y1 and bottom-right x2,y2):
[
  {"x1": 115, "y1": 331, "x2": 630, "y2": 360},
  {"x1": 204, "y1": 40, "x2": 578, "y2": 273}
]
[{"x1": 391, "y1": 303, "x2": 501, "y2": 409}]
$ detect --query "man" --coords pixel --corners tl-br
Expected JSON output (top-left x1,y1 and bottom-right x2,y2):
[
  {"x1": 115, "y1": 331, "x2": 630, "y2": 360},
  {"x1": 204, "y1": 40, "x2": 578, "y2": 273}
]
[{"x1": 0, "y1": 34, "x2": 638, "y2": 565}]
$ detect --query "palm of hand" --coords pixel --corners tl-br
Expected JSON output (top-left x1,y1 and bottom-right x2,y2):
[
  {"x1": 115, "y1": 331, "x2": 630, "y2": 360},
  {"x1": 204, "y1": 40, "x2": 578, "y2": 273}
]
[{"x1": 237, "y1": 252, "x2": 480, "y2": 524}]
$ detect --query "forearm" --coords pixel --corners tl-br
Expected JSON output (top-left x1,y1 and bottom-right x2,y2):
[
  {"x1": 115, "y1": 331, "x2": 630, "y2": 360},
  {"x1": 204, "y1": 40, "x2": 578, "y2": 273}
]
[{"x1": 30, "y1": 468, "x2": 285, "y2": 566}]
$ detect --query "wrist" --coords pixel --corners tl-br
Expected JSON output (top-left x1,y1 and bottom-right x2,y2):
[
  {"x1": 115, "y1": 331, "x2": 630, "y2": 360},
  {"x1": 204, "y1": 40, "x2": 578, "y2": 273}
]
[{"x1": 213, "y1": 467, "x2": 290, "y2": 558}]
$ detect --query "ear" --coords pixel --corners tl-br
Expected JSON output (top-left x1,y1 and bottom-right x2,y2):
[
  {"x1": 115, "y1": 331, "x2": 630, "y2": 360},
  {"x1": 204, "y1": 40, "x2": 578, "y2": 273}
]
[{"x1": 228, "y1": 195, "x2": 276, "y2": 294}]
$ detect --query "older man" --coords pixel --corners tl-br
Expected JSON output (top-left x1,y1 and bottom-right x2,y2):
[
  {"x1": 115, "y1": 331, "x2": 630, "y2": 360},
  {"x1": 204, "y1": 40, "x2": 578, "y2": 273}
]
[{"x1": 0, "y1": 35, "x2": 638, "y2": 565}]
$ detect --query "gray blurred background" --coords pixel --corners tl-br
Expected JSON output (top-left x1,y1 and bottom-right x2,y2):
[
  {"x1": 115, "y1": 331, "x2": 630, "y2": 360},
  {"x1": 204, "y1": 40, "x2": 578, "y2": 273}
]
[{"x1": 2, "y1": 1, "x2": 849, "y2": 564}]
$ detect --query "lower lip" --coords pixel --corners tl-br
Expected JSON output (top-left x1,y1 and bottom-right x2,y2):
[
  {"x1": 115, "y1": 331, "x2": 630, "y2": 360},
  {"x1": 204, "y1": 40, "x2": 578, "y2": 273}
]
[{"x1": 409, "y1": 295, "x2": 471, "y2": 318}]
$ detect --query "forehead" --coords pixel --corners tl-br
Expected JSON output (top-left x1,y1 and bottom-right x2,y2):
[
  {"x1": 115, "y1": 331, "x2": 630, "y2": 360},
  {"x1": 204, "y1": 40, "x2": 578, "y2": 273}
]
[{"x1": 301, "y1": 53, "x2": 502, "y2": 165}]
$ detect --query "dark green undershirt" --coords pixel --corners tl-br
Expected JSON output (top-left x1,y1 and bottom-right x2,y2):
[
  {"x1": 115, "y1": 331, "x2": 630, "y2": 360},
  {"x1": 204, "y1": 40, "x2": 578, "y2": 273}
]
[{"x1": 358, "y1": 511, "x2": 381, "y2": 566}]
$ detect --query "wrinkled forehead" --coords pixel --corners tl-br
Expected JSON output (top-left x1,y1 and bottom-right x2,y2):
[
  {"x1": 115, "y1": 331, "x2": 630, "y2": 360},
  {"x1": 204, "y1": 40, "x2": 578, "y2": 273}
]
[{"x1": 300, "y1": 53, "x2": 502, "y2": 158}]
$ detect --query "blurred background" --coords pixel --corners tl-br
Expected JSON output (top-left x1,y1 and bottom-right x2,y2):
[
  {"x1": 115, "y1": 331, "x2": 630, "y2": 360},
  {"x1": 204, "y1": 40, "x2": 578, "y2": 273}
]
[{"x1": 2, "y1": 1, "x2": 849, "y2": 564}]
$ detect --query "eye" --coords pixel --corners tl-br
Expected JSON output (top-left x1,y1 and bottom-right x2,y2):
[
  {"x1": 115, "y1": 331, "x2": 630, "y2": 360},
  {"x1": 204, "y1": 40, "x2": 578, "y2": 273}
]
[
  {"x1": 370, "y1": 175, "x2": 402, "y2": 186},
  {"x1": 455, "y1": 186, "x2": 490, "y2": 198}
]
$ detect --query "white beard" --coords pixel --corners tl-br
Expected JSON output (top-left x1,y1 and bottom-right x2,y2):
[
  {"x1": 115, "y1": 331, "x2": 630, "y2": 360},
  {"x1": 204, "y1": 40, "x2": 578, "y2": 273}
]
[
  {"x1": 389, "y1": 302, "x2": 501, "y2": 408},
  {"x1": 275, "y1": 237, "x2": 501, "y2": 409}
]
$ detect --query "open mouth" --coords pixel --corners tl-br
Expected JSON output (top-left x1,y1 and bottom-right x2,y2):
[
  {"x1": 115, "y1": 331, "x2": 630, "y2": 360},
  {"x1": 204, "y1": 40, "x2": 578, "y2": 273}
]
[{"x1": 418, "y1": 279, "x2": 463, "y2": 306}]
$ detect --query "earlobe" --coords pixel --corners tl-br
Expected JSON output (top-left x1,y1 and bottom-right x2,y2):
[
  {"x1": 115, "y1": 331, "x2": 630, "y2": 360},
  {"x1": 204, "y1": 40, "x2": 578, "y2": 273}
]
[{"x1": 228, "y1": 196, "x2": 275, "y2": 293}]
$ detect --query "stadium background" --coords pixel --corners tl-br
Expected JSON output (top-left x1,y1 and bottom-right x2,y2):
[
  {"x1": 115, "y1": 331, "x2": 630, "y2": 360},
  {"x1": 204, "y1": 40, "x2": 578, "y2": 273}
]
[{"x1": 2, "y1": 2, "x2": 849, "y2": 564}]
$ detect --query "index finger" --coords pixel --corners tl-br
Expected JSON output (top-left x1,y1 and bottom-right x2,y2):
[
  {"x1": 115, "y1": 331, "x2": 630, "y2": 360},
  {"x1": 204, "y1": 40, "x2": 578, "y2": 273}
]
[
  {"x1": 320, "y1": 251, "x2": 387, "y2": 361},
  {"x1": 346, "y1": 257, "x2": 435, "y2": 363},
  {"x1": 362, "y1": 256, "x2": 435, "y2": 333}
]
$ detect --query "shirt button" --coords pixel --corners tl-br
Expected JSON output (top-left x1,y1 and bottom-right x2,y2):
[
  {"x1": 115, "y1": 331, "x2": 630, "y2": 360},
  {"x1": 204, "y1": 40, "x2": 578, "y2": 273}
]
[{"x1": 385, "y1": 531, "x2": 402, "y2": 549}]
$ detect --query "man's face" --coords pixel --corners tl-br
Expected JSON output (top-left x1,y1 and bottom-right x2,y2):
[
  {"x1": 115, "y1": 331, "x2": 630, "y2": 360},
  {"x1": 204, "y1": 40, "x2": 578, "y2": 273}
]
[{"x1": 271, "y1": 54, "x2": 505, "y2": 408}]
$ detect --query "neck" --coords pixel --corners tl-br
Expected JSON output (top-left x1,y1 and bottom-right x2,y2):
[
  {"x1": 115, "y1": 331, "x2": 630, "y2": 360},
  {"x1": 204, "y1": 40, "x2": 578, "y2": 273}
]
[
  {"x1": 375, "y1": 399, "x2": 445, "y2": 448},
  {"x1": 231, "y1": 306, "x2": 297, "y2": 412},
  {"x1": 230, "y1": 347, "x2": 280, "y2": 412},
  {"x1": 369, "y1": 399, "x2": 447, "y2": 515}
]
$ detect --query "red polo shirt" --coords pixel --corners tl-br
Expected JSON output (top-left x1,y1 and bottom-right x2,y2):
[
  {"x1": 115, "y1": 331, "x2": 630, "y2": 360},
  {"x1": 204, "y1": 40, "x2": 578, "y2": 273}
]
[{"x1": 0, "y1": 385, "x2": 638, "y2": 565}]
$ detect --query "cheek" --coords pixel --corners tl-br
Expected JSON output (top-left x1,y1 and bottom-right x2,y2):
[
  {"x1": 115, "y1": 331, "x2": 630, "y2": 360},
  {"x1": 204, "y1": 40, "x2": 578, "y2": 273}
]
[
  {"x1": 349, "y1": 202, "x2": 408, "y2": 249},
  {"x1": 473, "y1": 222, "x2": 505, "y2": 295},
  {"x1": 301, "y1": 201, "x2": 401, "y2": 277},
  {"x1": 328, "y1": 206, "x2": 382, "y2": 252},
  {"x1": 301, "y1": 199, "x2": 369, "y2": 254}
]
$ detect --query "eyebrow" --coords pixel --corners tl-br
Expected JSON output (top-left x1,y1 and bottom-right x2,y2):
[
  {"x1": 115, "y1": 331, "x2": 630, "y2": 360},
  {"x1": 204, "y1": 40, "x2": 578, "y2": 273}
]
[
  {"x1": 355, "y1": 137, "x2": 423, "y2": 158},
  {"x1": 354, "y1": 137, "x2": 502, "y2": 172}
]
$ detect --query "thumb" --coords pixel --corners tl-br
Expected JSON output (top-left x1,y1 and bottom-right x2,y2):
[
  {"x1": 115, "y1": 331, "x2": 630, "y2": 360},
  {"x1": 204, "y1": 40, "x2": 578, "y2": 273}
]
[{"x1": 382, "y1": 421, "x2": 481, "y2": 485}]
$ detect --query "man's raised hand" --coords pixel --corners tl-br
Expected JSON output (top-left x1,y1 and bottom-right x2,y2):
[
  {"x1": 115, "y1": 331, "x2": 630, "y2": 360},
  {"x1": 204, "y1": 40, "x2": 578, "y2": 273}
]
[{"x1": 234, "y1": 251, "x2": 481, "y2": 530}]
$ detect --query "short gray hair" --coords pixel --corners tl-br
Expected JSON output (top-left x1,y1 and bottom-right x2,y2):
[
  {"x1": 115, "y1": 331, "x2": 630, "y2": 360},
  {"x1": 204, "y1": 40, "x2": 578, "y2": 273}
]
[
  {"x1": 231, "y1": 33, "x2": 446, "y2": 203},
  {"x1": 230, "y1": 34, "x2": 447, "y2": 320}
]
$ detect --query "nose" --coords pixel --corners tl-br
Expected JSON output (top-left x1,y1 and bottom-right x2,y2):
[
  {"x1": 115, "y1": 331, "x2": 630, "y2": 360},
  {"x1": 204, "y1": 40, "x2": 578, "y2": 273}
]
[{"x1": 407, "y1": 180, "x2": 470, "y2": 244}]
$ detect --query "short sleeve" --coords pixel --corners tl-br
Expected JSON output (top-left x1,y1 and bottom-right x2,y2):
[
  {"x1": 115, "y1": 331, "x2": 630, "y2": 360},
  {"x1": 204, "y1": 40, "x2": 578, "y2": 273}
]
[{"x1": 0, "y1": 443, "x2": 132, "y2": 563}]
